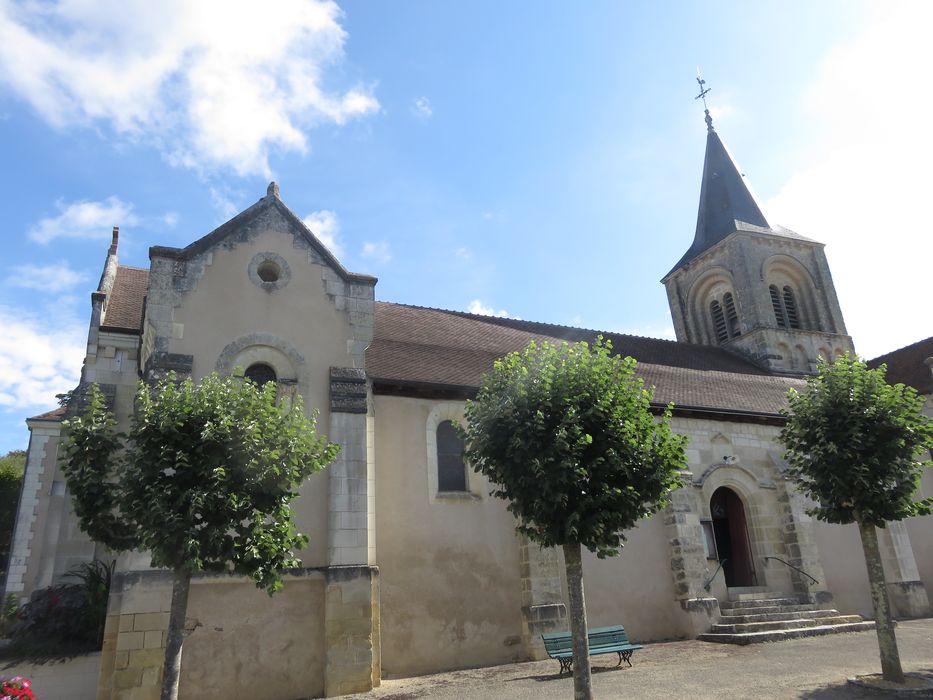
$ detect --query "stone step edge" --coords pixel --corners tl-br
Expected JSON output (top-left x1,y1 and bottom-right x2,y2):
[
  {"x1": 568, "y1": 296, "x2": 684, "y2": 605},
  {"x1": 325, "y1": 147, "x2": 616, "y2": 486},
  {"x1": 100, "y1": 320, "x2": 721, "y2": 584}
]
[
  {"x1": 698, "y1": 621, "x2": 876, "y2": 645},
  {"x1": 721, "y1": 598, "x2": 807, "y2": 610},
  {"x1": 720, "y1": 603, "x2": 821, "y2": 616},
  {"x1": 720, "y1": 609, "x2": 842, "y2": 624},
  {"x1": 710, "y1": 615, "x2": 864, "y2": 634}
]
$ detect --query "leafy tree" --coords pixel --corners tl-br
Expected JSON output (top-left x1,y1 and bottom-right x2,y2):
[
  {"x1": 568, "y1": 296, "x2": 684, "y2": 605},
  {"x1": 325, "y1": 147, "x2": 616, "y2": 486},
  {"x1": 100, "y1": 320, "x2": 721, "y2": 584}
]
[
  {"x1": 61, "y1": 374, "x2": 339, "y2": 700},
  {"x1": 463, "y1": 339, "x2": 686, "y2": 700},
  {"x1": 780, "y1": 355, "x2": 933, "y2": 684},
  {"x1": 0, "y1": 450, "x2": 27, "y2": 580}
]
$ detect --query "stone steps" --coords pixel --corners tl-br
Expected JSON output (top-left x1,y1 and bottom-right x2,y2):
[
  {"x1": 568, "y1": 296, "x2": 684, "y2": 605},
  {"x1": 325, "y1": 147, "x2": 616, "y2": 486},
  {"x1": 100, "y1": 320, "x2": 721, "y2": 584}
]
[
  {"x1": 721, "y1": 609, "x2": 843, "y2": 624},
  {"x1": 719, "y1": 603, "x2": 820, "y2": 616},
  {"x1": 710, "y1": 615, "x2": 864, "y2": 634},
  {"x1": 698, "y1": 621, "x2": 876, "y2": 645},
  {"x1": 700, "y1": 591, "x2": 874, "y2": 645}
]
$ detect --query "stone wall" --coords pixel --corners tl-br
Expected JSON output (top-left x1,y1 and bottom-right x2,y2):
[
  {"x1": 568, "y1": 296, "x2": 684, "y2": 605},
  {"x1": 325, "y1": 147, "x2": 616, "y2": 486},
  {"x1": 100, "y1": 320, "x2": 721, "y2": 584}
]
[{"x1": 96, "y1": 567, "x2": 379, "y2": 700}]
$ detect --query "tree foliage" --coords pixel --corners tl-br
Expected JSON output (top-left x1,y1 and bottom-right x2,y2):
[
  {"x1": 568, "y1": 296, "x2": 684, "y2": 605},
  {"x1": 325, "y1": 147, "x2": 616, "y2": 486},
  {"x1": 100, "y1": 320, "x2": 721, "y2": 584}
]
[
  {"x1": 780, "y1": 354, "x2": 933, "y2": 685},
  {"x1": 61, "y1": 374, "x2": 339, "y2": 592},
  {"x1": 780, "y1": 355, "x2": 933, "y2": 526},
  {"x1": 0, "y1": 450, "x2": 27, "y2": 579},
  {"x1": 463, "y1": 338, "x2": 688, "y2": 554}
]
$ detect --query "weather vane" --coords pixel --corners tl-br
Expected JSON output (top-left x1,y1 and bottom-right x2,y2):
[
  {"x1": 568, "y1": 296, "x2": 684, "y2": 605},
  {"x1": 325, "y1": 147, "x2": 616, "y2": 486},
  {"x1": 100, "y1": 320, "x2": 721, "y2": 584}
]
[{"x1": 695, "y1": 70, "x2": 714, "y2": 132}]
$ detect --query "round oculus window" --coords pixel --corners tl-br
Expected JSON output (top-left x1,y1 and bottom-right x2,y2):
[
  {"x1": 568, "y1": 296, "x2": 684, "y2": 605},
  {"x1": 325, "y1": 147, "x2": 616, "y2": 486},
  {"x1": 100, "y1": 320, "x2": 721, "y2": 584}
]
[{"x1": 257, "y1": 260, "x2": 281, "y2": 283}]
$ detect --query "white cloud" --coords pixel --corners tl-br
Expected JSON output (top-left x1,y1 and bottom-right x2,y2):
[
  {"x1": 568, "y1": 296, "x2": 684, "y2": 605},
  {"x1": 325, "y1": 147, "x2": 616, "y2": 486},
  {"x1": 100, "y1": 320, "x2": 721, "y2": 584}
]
[
  {"x1": 454, "y1": 247, "x2": 471, "y2": 260},
  {"x1": 412, "y1": 96, "x2": 433, "y2": 120},
  {"x1": 0, "y1": 0, "x2": 379, "y2": 177},
  {"x1": 209, "y1": 186, "x2": 240, "y2": 220},
  {"x1": 7, "y1": 262, "x2": 87, "y2": 293},
  {"x1": 468, "y1": 299, "x2": 510, "y2": 318},
  {"x1": 0, "y1": 308, "x2": 85, "y2": 411},
  {"x1": 764, "y1": 2, "x2": 933, "y2": 359},
  {"x1": 303, "y1": 209, "x2": 342, "y2": 257},
  {"x1": 708, "y1": 104, "x2": 734, "y2": 123},
  {"x1": 28, "y1": 197, "x2": 138, "y2": 244},
  {"x1": 361, "y1": 241, "x2": 391, "y2": 264}
]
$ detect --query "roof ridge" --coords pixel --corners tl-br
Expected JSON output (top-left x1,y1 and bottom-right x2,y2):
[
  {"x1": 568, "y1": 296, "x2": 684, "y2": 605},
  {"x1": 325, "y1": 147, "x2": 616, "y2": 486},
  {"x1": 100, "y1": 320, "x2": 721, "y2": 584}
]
[
  {"x1": 377, "y1": 300, "x2": 685, "y2": 346},
  {"x1": 117, "y1": 264, "x2": 150, "y2": 272}
]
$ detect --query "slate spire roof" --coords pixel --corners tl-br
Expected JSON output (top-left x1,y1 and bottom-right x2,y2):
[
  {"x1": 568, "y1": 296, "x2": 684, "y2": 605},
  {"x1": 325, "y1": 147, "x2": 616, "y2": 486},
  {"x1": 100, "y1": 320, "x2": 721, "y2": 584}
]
[{"x1": 667, "y1": 128, "x2": 772, "y2": 276}]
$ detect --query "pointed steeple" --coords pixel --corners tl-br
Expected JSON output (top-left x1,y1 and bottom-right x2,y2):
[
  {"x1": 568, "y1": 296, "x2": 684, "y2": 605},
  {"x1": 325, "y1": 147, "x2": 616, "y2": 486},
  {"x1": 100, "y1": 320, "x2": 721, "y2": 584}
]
[{"x1": 667, "y1": 129, "x2": 770, "y2": 275}]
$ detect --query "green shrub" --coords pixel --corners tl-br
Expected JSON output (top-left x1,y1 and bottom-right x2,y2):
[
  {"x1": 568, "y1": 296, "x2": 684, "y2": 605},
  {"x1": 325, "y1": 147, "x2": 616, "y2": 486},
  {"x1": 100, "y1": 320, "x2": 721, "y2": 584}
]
[
  {"x1": 0, "y1": 560, "x2": 114, "y2": 663},
  {"x1": 0, "y1": 450, "x2": 26, "y2": 579}
]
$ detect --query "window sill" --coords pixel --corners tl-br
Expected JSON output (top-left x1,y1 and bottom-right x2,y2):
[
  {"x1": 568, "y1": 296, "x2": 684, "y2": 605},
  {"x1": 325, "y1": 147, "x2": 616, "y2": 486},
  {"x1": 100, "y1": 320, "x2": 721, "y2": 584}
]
[{"x1": 435, "y1": 491, "x2": 482, "y2": 501}]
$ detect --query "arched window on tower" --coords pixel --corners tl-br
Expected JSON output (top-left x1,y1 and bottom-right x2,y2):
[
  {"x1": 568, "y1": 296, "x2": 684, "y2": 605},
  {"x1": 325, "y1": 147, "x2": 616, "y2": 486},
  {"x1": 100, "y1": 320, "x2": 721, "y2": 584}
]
[
  {"x1": 244, "y1": 362, "x2": 277, "y2": 388},
  {"x1": 783, "y1": 286, "x2": 801, "y2": 329},
  {"x1": 723, "y1": 292, "x2": 741, "y2": 338},
  {"x1": 436, "y1": 420, "x2": 467, "y2": 492},
  {"x1": 769, "y1": 285, "x2": 787, "y2": 328},
  {"x1": 710, "y1": 300, "x2": 728, "y2": 344}
]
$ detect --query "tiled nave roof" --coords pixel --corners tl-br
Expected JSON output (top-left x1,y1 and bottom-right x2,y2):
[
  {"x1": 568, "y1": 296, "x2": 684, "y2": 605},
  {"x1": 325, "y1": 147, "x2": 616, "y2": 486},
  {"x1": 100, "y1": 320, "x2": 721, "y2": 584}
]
[{"x1": 94, "y1": 267, "x2": 806, "y2": 416}]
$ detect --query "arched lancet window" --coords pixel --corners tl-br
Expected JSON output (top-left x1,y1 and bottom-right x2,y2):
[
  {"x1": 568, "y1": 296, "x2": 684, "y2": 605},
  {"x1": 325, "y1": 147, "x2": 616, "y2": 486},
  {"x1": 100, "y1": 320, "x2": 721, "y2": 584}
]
[
  {"x1": 723, "y1": 292, "x2": 740, "y2": 338},
  {"x1": 244, "y1": 362, "x2": 277, "y2": 388},
  {"x1": 769, "y1": 285, "x2": 787, "y2": 328},
  {"x1": 783, "y1": 286, "x2": 801, "y2": 329},
  {"x1": 436, "y1": 420, "x2": 467, "y2": 491},
  {"x1": 710, "y1": 300, "x2": 728, "y2": 344}
]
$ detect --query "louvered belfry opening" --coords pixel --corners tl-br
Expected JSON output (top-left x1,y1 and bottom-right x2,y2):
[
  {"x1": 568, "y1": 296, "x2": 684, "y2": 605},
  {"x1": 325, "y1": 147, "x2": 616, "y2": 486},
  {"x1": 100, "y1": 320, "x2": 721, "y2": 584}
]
[
  {"x1": 710, "y1": 300, "x2": 728, "y2": 343},
  {"x1": 770, "y1": 284, "x2": 803, "y2": 330},
  {"x1": 770, "y1": 285, "x2": 786, "y2": 328},
  {"x1": 783, "y1": 286, "x2": 801, "y2": 329},
  {"x1": 723, "y1": 292, "x2": 740, "y2": 338}
]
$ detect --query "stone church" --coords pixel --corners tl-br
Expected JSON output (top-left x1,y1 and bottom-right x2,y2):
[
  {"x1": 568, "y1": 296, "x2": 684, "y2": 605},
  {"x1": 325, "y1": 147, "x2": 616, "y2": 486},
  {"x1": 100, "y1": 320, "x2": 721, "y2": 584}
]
[{"x1": 4, "y1": 115, "x2": 933, "y2": 699}]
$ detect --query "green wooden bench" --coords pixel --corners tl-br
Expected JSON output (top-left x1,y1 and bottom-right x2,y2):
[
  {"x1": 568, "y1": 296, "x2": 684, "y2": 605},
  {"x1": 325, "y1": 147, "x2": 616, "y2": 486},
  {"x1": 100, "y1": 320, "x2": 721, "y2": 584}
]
[{"x1": 541, "y1": 625, "x2": 642, "y2": 675}]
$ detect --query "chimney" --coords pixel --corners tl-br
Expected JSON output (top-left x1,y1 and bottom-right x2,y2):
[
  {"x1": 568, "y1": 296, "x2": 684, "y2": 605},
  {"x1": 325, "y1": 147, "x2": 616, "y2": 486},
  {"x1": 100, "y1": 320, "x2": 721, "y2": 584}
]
[{"x1": 109, "y1": 226, "x2": 119, "y2": 255}]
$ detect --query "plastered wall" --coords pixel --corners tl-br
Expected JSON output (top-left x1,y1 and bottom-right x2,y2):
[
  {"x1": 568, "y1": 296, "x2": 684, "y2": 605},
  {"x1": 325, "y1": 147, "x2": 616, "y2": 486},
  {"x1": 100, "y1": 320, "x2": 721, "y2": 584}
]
[{"x1": 373, "y1": 395, "x2": 525, "y2": 677}]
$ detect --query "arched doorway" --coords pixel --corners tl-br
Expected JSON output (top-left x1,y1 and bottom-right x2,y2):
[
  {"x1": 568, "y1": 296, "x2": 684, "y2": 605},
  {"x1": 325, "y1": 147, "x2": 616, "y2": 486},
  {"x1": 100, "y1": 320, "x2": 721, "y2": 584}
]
[{"x1": 710, "y1": 486, "x2": 756, "y2": 587}]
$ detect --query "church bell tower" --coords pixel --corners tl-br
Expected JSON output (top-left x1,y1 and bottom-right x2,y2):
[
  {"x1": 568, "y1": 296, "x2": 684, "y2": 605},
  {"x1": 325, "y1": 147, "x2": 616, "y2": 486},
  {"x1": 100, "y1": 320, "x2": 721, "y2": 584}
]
[{"x1": 662, "y1": 92, "x2": 854, "y2": 374}]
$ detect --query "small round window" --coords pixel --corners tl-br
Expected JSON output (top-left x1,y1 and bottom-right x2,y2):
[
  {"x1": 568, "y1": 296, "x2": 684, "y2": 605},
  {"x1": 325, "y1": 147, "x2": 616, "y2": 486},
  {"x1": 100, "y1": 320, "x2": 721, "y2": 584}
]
[
  {"x1": 248, "y1": 252, "x2": 291, "y2": 290},
  {"x1": 244, "y1": 363, "x2": 277, "y2": 388},
  {"x1": 257, "y1": 260, "x2": 281, "y2": 283}
]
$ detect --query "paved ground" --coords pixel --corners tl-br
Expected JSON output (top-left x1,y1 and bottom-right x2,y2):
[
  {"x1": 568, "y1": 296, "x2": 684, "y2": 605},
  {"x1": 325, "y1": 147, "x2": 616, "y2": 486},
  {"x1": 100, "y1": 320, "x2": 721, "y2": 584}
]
[{"x1": 349, "y1": 619, "x2": 933, "y2": 699}]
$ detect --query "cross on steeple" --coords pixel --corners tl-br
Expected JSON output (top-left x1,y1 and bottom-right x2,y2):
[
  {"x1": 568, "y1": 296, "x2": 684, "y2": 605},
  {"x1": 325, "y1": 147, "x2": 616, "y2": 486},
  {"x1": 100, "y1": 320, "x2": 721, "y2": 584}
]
[{"x1": 695, "y1": 72, "x2": 714, "y2": 132}]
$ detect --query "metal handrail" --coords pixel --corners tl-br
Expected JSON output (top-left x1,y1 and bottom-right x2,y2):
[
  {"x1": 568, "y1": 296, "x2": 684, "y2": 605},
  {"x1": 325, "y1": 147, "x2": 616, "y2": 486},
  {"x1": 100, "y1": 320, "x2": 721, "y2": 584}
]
[
  {"x1": 764, "y1": 556, "x2": 819, "y2": 586},
  {"x1": 703, "y1": 559, "x2": 727, "y2": 592}
]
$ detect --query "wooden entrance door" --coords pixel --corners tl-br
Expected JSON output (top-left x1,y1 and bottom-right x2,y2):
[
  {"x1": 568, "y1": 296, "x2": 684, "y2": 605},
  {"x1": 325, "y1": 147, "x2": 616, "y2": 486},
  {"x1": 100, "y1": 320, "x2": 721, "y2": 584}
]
[{"x1": 710, "y1": 487, "x2": 756, "y2": 587}]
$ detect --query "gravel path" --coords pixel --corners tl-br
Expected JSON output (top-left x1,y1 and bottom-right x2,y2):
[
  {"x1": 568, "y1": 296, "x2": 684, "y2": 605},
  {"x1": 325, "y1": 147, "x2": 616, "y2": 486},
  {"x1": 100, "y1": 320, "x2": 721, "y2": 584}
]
[{"x1": 349, "y1": 618, "x2": 933, "y2": 699}]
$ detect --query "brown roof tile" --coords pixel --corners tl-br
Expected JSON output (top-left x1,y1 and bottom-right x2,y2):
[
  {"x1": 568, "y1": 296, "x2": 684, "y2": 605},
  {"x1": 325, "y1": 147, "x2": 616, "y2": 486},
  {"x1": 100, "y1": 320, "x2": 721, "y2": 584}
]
[
  {"x1": 99, "y1": 273, "x2": 807, "y2": 415},
  {"x1": 102, "y1": 266, "x2": 148, "y2": 332},
  {"x1": 868, "y1": 337, "x2": 933, "y2": 395},
  {"x1": 368, "y1": 302, "x2": 805, "y2": 415},
  {"x1": 28, "y1": 406, "x2": 65, "y2": 422}
]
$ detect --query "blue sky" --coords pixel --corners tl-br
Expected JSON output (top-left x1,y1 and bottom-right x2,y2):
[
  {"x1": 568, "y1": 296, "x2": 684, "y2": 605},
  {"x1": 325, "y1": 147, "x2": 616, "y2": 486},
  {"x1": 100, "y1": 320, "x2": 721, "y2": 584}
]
[{"x1": 0, "y1": 1, "x2": 930, "y2": 453}]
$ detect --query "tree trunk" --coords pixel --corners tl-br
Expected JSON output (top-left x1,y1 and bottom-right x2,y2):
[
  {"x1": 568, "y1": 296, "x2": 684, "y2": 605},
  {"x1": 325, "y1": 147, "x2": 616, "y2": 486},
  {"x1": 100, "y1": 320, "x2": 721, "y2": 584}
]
[
  {"x1": 856, "y1": 519, "x2": 905, "y2": 684},
  {"x1": 562, "y1": 542, "x2": 592, "y2": 700},
  {"x1": 161, "y1": 569, "x2": 192, "y2": 700}
]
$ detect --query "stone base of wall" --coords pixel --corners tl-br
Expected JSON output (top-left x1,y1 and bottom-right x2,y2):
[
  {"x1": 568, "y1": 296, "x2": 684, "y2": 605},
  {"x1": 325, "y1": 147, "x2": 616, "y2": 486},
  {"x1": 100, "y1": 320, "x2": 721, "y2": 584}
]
[
  {"x1": 324, "y1": 566, "x2": 381, "y2": 697},
  {"x1": 888, "y1": 580, "x2": 932, "y2": 619},
  {"x1": 521, "y1": 602, "x2": 568, "y2": 660},
  {"x1": 678, "y1": 597, "x2": 722, "y2": 637},
  {"x1": 98, "y1": 570, "x2": 172, "y2": 700},
  {"x1": 97, "y1": 566, "x2": 381, "y2": 700}
]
